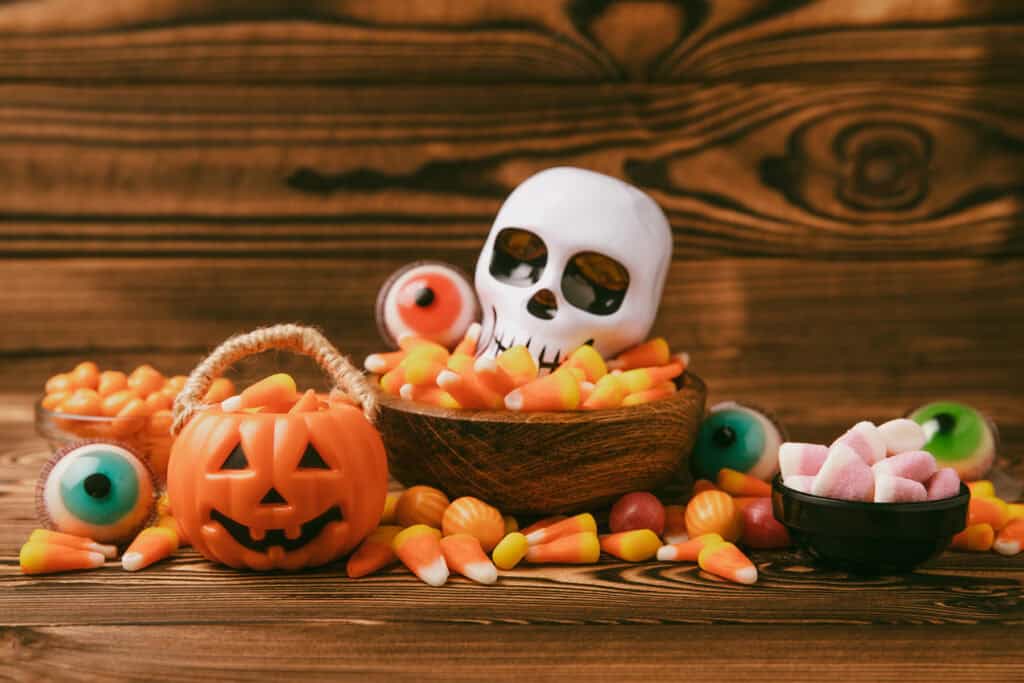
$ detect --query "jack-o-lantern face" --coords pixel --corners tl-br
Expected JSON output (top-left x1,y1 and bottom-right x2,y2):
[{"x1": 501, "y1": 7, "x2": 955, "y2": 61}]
[{"x1": 167, "y1": 404, "x2": 388, "y2": 571}]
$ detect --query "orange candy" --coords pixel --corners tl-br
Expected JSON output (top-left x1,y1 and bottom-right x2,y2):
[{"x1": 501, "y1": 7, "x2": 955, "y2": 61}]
[
  {"x1": 20, "y1": 541, "x2": 105, "y2": 575},
  {"x1": 716, "y1": 468, "x2": 772, "y2": 498},
  {"x1": 395, "y1": 485, "x2": 450, "y2": 529},
  {"x1": 101, "y1": 389, "x2": 138, "y2": 417},
  {"x1": 993, "y1": 518, "x2": 1024, "y2": 556},
  {"x1": 45, "y1": 373, "x2": 75, "y2": 394},
  {"x1": 144, "y1": 391, "x2": 173, "y2": 413},
  {"x1": 656, "y1": 533, "x2": 724, "y2": 562},
  {"x1": 698, "y1": 541, "x2": 758, "y2": 585},
  {"x1": 621, "y1": 381, "x2": 676, "y2": 407},
  {"x1": 504, "y1": 368, "x2": 581, "y2": 411},
  {"x1": 607, "y1": 337, "x2": 671, "y2": 371},
  {"x1": 41, "y1": 391, "x2": 70, "y2": 411},
  {"x1": 685, "y1": 491, "x2": 741, "y2": 542},
  {"x1": 111, "y1": 397, "x2": 150, "y2": 436},
  {"x1": 525, "y1": 531, "x2": 600, "y2": 564},
  {"x1": 393, "y1": 524, "x2": 448, "y2": 586},
  {"x1": 524, "y1": 513, "x2": 596, "y2": 546},
  {"x1": 440, "y1": 533, "x2": 498, "y2": 584},
  {"x1": 968, "y1": 497, "x2": 1010, "y2": 531},
  {"x1": 442, "y1": 497, "x2": 505, "y2": 552},
  {"x1": 347, "y1": 525, "x2": 402, "y2": 578},
  {"x1": 127, "y1": 364, "x2": 165, "y2": 398},
  {"x1": 70, "y1": 361, "x2": 100, "y2": 390},
  {"x1": 203, "y1": 377, "x2": 235, "y2": 404},
  {"x1": 662, "y1": 504, "x2": 688, "y2": 544},
  {"x1": 122, "y1": 526, "x2": 179, "y2": 572},
  {"x1": 28, "y1": 529, "x2": 116, "y2": 559},
  {"x1": 97, "y1": 370, "x2": 128, "y2": 396},
  {"x1": 289, "y1": 388, "x2": 321, "y2": 414},
  {"x1": 60, "y1": 388, "x2": 102, "y2": 416},
  {"x1": 520, "y1": 515, "x2": 567, "y2": 537},
  {"x1": 951, "y1": 523, "x2": 995, "y2": 552}
]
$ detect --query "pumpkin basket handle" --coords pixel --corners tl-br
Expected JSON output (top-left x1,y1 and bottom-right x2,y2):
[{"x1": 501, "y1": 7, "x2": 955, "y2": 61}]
[{"x1": 172, "y1": 324, "x2": 376, "y2": 436}]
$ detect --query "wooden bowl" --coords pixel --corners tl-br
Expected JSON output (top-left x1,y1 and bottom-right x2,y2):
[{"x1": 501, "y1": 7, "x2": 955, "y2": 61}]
[{"x1": 375, "y1": 373, "x2": 707, "y2": 514}]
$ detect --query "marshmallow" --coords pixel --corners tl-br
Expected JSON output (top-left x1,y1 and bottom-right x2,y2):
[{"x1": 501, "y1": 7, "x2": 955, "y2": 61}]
[
  {"x1": 877, "y1": 418, "x2": 928, "y2": 456},
  {"x1": 872, "y1": 450, "x2": 938, "y2": 483},
  {"x1": 874, "y1": 475, "x2": 927, "y2": 503},
  {"x1": 811, "y1": 443, "x2": 875, "y2": 502},
  {"x1": 779, "y1": 443, "x2": 828, "y2": 479},
  {"x1": 831, "y1": 421, "x2": 886, "y2": 466}
]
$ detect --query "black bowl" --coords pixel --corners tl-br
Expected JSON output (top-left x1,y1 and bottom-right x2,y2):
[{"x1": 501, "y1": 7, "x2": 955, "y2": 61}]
[{"x1": 772, "y1": 475, "x2": 969, "y2": 574}]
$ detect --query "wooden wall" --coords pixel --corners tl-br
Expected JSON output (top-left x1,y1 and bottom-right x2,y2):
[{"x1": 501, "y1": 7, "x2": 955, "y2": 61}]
[{"x1": 2, "y1": 0, "x2": 1022, "y2": 457}]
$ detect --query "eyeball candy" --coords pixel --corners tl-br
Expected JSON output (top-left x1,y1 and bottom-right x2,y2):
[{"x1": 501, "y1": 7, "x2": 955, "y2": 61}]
[
  {"x1": 608, "y1": 492, "x2": 665, "y2": 535},
  {"x1": 690, "y1": 401, "x2": 783, "y2": 482},
  {"x1": 909, "y1": 401, "x2": 997, "y2": 481},
  {"x1": 376, "y1": 261, "x2": 480, "y2": 349},
  {"x1": 36, "y1": 441, "x2": 156, "y2": 544}
]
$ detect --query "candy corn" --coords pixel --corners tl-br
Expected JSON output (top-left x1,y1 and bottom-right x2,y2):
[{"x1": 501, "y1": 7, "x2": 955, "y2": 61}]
[
  {"x1": 716, "y1": 468, "x2": 772, "y2": 498},
  {"x1": 505, "y1": 368, "x2": 581, "y2": 411},
  {"x1": 440, "y1": 534, "x2": 498, "y2": 584},
  {"x1": 656, "y1": 533, "x2": 725, "y2": 562},
  {"x1": 381, "y1": 492, "x2": 401, "y2": 525},
  {"x1": 393, "y1": 525, "x2": 448, "y2": 586},
  {"x1": 28, "y1": 529, "x2": 117, "y2": 560},
  {"x1": 621, "y1": 381, "x2": 676, "y2": 406},
  {"x1": 156, "y1": 514, "x2": 187, "y2": 545},
  {"x1": 203, "y1": 377, "x2": 236, "y2": 403},
  {"x1": 451, "y1": 323, "x2": 481, "y2": 359},
  {"x1": 379, "y1": 367, "x2": 407, "y2": 396},
  {"x1": 520, "y1": 516, "x2": 567, "y2": 537},
  {"x1": 600, "y1": 529, "x2": 662, "y2": 562},
  {"x1": 968, "y1": 496, "x2": 1010, "y2": 531},
  {"x1": 525, "y1": 531, "x2": 600, "y2": 564},
  {"x1": 951, "y1": 523, "x2": 995, "y2": 551},
  {"x1": 607, "y1": 337, "x2": 671, "y2": 371},
  {"x1": 400, "y1": 346, "x2": 448, "y2": 386},
  {"x1": 561, "y1": 344, "x2": 607, "y2": 382},
  {"x1": 122, "y1": 526, "x2": 179, "y2": 571},
  {"x1": 397, "y1": 335, "x2": 448, "y2": 355},
  {"x1": 222, "y1": 373, "x2": 297, "y2": 412},
  {"x1": 524, "y1": 513, "x2": 596, "y2": 546},
  {"x1": 20, "y1": 541, "x2": 105, "y2": 574},
  {"x1": 492, "y1": 532, "x2": 529, "y2": 570},
  {"x1": 662, "y1": 505, "x2": 688, "y2": 544},
  {"x1": 496, "y1": 345, "x2": 539, "y2": 384},
  {"x1": 436, "y1": 369, "x2": 504, "y2": 409},
  {"x1": 1009, "y1": 503, "x2": 1024, "y2": 521},
  {"x1": 967, "y1": 480, "x2": 996, "y2": 499},
  {"x1": 617, "y1": 361, "x2": 683, "y2": 394},
  {"x1": 399, "y1": 383, "x2": 459, "y2": 408},
  {"x1": 472, "y1": 357, "x2": 519, "y2": 396},
  {"x1": 993, "y1": 518, "x2": 1024, "y2": 556},
  {"x1": 288, "y1": 388, "x2": 320, "y2": 414},
  {"x1": 698, "y1": 541, "x2": 757, "y2": 585},
  {"x1": 347, "y1": 525, "x2": 401, "y2": 578},
  {"x1": 442, "y1": 497, "x2": 505, "y2": 551},
  {"x1": 364, "y1": 349, "x2": 406, "y2": 374},
  {"x1": 581, "y1": 374, "x2": 627, "y2": 410},
  {"x1": 395, "y1": 486, "x2": 450, "y2": 529}
]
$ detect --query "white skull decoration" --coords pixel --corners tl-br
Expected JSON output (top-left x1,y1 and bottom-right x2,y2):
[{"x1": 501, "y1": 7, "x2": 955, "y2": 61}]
[{"x1": 475, "y1": 167, "x2": 672, "y2": 370}]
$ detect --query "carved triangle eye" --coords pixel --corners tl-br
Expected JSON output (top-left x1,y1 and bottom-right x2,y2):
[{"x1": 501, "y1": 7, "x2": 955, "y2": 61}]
[
  {"x1": 297, "y1": 445, "x2": 330, "y2": 470},
  {"x1": 219, "y1": 444, "x2": 249, "y2": 470}
]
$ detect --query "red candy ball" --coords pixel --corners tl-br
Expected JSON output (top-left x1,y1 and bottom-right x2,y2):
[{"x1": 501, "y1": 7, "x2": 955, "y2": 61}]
[
  {"x1": 739, "y1": 498, "x2": 791, "y2": 549},
  {"x1": 609, "y1": 492, "x2": 665, "y2": 535}
]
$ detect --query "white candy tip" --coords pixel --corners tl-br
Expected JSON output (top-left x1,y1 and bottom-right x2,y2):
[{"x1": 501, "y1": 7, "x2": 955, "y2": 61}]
[
  {"x1": 474, "y1": 356, "x2": 498, "y2": 374},
  {"x1": 662, "y1": 533, "x2": 688, "y2": 545},
  {"x1": 674, "y1": 352, "x2": 690, "y2": 367},
  {"x1": 221, "y1": 395, "x2": 242, "y2": 412},
  {"x1": 121, "y1": 552, "x2": 144, "y2": 572},
  {"x1": 436, "y1": 370, "x2": 460, "y2": 388},
  {"x1": 92, "y1": 543, "x2": 118, "y2": 560},
  {"x1": 735, "y1": 566, "x2": 758, "y2": 585},
  {"x1": 524, "y1": 529, "x2": 544, "y2": 545},
  {"x1": 399, "y1": 384, "x2": 415, "y2": 401},
  {"x1": 464, "y1": 562, "x2": 498, "y2": 585},
  {"x1": 656, "y1": 546, "x2": 677, "y2": 562},
  {"x1": 993, "y1": 539, "x2": 1021, "y2": 556},
  {"x1": 364, "y1": 355, "x2": 387, "y2": 373},
  {"x1": 504, "y1": 391, "x2": 524, "y2": 411},
  {"x1": 466, "y1": 322, "x2": 481, "y2": 342},
  {"x1": 416, "y1": 558, "x2": 449, "y2": 587}
]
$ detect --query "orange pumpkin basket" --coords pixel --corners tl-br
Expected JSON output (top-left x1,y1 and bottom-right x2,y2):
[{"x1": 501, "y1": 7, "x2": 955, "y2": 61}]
[{"x1": 167, "y1": 324, "x2": 388, "y2": 571}]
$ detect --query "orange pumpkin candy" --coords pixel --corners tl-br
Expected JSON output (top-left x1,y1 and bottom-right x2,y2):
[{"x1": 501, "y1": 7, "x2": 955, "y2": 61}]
[{"x1": 167, "y1": 403, "x2": 388, "y2": 571}]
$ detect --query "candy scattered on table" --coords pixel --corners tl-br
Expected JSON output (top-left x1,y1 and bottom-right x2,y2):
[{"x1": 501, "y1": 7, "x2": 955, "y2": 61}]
[
  {"x1": 656, "y1": 533, "x2": 724, "y2": 562},
  {"x1": 492, "y1": 532, "x2": 529, "y2": 570},
  {"x1": 526, "y1": 531, "x2": 601, "y2": 564},
  {"x1": 347, "y1": 525, "x2": 401, "y2": 579},
  {"x1": 690, "y1": 402, "x2": 784, "y2": 482},
  {"x1": 393, "y1": 525, "x2": 448, "y2": 587},
  {"x1": 442, "y1": 497, "x2": 505, "y2": 552},
  {"x1": 608, "y1": 491, "x2": 665, "y2": 535},
  {"x1": 440, "y1": 533, "x2": 498, "y2": 584},
  {"x1": 20, "y1": 539, "x2": 106, "y2": 575},
  {"x1": 368, "y1": 334, "x2": 690, "y2": 412},
  {"x1": 395, "y1": 485, "x2": 450, "y2": 529},
  {"x1": 698, "y1": 541, "x2": 758, "y2": 585},
  {"x1": 599, "y1": 529, "x2": 662, "y2": 562},
  {"x1": 909, "y1": 401, "x2": 997, "y2": 481},
  {"x1": 684, "y1": 491, "x2": 741, "y2": 542},
  {"x1": 121, "y1": 525, "x2": 179, "y2": 572}
]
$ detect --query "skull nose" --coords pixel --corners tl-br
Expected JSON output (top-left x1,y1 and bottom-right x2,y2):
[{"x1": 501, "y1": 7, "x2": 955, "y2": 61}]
[{"x1": 526, "y1": 288, "x2": 558, "y2": 320}]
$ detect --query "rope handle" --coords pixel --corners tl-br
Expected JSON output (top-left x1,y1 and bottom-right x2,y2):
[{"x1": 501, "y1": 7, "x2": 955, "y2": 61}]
[{"x1": 171, "y1": 324, "x2": 376, "y2": 435}]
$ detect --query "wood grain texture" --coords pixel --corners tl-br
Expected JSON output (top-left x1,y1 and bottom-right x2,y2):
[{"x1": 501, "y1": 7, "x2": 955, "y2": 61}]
[
  {"x1": 0, "y1": 0, "x2": 1022, "y2": 83},
  {"x1": 376, "y1": 374, "x2": 705, "y2": 513},
  {"x1": 1, "y1": 82, "x2": 1022, "y2": 259},
  {"x1": 1, "y1": 624, "x2": 1020, "y2": 682}
]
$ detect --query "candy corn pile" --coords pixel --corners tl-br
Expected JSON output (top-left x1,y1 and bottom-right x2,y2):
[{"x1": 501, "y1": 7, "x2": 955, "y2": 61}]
[
  {"x1": 20, "y1": 493, "x2": 185, "y2": 575},
  {"x1": 366, "y1": 325, "x2": 689, "y2": 411},
  {"x1": 951, "y1": 480, "x2": 1024, "y2": 556},
  {"x1": 348, "y1": 469, "x2": 789, "y2": 587}
]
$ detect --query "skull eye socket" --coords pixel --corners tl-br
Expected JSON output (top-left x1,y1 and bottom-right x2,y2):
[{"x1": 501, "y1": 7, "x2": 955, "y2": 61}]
[
  {"x1": 489, "y1": 228, "x2": 547, "y2": 287},
  {"x1": 561, "y1": 252, "x2": 629, "y2": 316},
  {"x1": 219, "y1": 444, "x2": 249, "y2": 471},
  {"x1": 297, "y1": 445, "x2": 331, "y2": 470}
]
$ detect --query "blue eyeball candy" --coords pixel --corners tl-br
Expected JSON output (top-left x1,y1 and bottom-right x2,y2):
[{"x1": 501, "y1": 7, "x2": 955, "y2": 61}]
[
  {"x1": 691, "y1": 401, "x2": 785, "y2": 482},
  {"x1": 37, "y1": 441, "x2": 156, "y2": 544}
]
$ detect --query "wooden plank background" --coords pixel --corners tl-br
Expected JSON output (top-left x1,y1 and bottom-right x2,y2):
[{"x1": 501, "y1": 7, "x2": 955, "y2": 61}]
[{"x1": 1, "y1": 1, "x2": 1023, "y2": 679}]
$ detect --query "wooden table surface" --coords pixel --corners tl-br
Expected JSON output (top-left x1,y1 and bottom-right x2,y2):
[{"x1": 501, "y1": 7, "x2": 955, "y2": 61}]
[{"x1": 2, "y1": 0, "x2": 1024, "y2": 680}]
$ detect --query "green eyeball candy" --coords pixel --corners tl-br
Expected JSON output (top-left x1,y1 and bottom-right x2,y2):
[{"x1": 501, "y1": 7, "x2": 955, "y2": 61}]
[
  {"x1": 690, "y1": 401, "x2": 784, "y2": 482},
  {"x1": 909, "y1": 401, "x2": 996, "y2": 481},
  {"x1": 38, "y1": 442, "x2": 155, "y2": 544}
]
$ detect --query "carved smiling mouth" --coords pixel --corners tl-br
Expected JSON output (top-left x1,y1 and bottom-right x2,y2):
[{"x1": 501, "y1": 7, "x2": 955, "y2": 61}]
[
  {"x1": 211, "y1": 507, "x2": 343, "y2": 553},
  {"x1": 481, "y1": 306, "x2": 593, "y2": 372}
]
